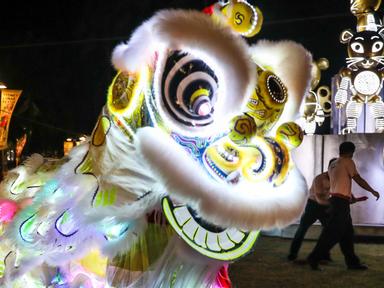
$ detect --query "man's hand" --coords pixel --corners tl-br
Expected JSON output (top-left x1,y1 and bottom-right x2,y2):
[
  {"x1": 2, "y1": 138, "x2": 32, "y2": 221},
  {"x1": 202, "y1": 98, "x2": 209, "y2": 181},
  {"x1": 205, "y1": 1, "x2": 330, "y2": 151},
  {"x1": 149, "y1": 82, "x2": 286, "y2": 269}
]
[
  {"x1": 350, "y1": 195, "x2": 368, "y2": 204},
  {"x1": 372, "y1": 190, "x2": 380, "y2": 201},
  {"x1": 352, "y1": 175, "x2": 380, "y2": 201}
]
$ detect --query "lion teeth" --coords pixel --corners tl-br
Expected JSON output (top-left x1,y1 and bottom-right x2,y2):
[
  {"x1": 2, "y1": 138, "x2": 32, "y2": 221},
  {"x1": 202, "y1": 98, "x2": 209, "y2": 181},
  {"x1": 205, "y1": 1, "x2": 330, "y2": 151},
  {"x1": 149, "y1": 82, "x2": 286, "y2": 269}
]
[{"x1": 217, "y1": 146, "x2": 239, "y2": 163}]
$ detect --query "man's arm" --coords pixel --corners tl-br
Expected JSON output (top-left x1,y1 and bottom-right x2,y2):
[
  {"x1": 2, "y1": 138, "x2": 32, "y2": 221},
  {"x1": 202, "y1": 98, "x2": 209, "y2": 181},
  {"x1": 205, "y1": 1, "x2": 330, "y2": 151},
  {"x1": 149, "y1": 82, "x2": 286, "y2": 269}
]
[{"x1": 352, "y1": 174, "x2": 380, "y2": 200}]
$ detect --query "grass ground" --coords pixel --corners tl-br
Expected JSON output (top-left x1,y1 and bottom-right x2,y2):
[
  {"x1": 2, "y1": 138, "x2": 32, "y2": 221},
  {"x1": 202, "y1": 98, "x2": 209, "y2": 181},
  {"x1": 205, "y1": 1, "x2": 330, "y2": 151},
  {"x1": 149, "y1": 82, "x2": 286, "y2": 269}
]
[{"x1": 229, "y1": 235, "x2": 384, "y2": 288}]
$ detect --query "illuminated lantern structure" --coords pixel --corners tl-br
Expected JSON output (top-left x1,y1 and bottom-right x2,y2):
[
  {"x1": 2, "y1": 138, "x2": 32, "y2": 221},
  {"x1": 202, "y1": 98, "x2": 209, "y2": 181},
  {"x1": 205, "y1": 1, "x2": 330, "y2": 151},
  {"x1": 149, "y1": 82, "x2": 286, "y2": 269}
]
[
  {"x1": 63, "y1": 138, "x2": 75, "y2": 156},
  {"x1": 333, "y1": 0, "x2": 384, "y2": 134},
  {"x1": 289, "y1": 0, "x2": 384, "y2": 243},
  {"x1": 0, "y1": 1, "x2": 312, "y2": 287},
  {"x1": 63, "y1": 136, "x2": 88, "y2": 156},
  {"x1": 298, "y1": 58, "x2": 331, "y2": 134}
]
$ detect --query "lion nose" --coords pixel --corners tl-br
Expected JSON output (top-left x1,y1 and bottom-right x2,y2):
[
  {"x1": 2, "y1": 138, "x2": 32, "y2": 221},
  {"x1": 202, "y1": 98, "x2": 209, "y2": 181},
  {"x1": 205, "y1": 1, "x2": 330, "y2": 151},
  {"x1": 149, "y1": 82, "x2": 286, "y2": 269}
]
[
  {"x1": 191, "y1": 96, "x2": 212, "y2": 116},
  {"x1": 189, "y1": 89, "x2": 213, "y2": 117}
]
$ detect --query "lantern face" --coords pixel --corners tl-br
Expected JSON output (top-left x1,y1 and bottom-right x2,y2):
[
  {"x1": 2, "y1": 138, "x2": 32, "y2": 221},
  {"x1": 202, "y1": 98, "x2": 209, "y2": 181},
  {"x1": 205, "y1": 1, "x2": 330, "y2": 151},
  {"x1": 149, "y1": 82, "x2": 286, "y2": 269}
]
[{"x1": 346, "y1": 30, "x2": 384, "y2": 69}]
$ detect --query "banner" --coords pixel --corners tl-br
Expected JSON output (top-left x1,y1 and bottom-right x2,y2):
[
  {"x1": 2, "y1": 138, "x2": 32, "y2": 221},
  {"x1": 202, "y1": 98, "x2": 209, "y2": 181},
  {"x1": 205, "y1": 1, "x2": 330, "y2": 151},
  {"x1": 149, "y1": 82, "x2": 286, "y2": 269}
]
[
  {"x1": 15, "y1": 132, "x2": 27, "y2": 165},
  {"x1": 0, "y1": 89, "x2": 22, "y2": 150}
]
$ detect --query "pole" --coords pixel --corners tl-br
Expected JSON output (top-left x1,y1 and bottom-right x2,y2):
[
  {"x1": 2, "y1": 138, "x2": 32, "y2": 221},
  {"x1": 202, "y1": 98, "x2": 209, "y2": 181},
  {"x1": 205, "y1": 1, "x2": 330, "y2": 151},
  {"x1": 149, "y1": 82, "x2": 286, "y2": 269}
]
[{"x1": 0, "y1": 149, "x2": 5, "y2": 181}]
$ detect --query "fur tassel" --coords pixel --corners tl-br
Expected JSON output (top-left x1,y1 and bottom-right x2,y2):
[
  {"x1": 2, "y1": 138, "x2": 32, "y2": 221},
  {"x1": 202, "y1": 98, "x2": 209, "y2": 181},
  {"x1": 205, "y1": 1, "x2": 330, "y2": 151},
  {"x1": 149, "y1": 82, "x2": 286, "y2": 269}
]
[
  {"x1": 112, "y1": 19, "x2": 156, "y2": 72},
  {"x1": 136, "y1": 127, "x2": 307, "y2": 230},
  {"x1": 0, "y1": 154, "x2": 45, "y2": 199},
  {"x1": 20, "y1": 154, "x2": 45, "y2": 174}
]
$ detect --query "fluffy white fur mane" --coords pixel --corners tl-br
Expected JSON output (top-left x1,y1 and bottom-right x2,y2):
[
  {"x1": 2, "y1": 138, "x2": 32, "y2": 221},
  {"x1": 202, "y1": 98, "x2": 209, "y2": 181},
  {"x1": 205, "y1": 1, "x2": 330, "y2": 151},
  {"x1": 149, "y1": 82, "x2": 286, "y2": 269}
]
[
  {"x1": 112, "y1": 9, "x2": 256, "y2": 123},
  {"x1": 136, "y1": 127, "x2": 307, "y2": 230}
]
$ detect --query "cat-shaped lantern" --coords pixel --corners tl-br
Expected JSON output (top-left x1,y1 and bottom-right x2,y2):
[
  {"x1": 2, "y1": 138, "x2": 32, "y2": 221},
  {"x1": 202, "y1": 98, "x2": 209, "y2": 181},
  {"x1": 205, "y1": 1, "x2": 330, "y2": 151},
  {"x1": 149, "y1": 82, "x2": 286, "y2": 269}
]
[{"x1": 335, "y1": 26, "x2": 384, "y2": 133}]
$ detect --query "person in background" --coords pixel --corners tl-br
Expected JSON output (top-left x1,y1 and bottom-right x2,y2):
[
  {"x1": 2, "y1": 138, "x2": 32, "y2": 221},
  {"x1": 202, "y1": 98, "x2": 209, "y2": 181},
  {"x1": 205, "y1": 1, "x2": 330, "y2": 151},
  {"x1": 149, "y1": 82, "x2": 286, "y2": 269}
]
[
  {"x1": 307, "y1": 141, "x2": 380, "y2": 271},
  {"x1": 287, "y1": 158, "x2": 337, "y2": 262}
]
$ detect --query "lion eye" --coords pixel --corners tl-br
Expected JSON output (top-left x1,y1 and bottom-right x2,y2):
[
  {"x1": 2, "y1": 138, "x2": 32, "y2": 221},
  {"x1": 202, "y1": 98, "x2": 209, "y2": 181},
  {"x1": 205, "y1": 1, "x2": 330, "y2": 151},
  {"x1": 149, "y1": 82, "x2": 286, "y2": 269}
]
[
  {"x1": 372, "y1": 41, "x2": 384, "y2": 53},
  {"x1": 158, "y1": 51, "x2": 218, "y2": 129},
  {"x1": 351, "y1": 42, "x2": 364, "y2": 53}
]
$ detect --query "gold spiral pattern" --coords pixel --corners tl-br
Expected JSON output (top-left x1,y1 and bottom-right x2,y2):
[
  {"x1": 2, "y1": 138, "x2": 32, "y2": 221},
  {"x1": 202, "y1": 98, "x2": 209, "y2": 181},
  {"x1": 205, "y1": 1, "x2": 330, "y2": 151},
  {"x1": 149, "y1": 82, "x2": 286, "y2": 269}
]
[{"x1": 229, "y1": 115, "x2": 257, "y2": 144}]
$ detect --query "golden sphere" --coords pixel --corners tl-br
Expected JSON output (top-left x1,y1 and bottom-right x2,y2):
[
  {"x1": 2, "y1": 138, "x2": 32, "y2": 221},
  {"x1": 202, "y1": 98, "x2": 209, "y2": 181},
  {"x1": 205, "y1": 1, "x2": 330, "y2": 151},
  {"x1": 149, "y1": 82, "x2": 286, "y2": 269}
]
[
  {"x1": 224, "y1": 2, "x2": 263, "y2": 37},
  {"x1": 275, "y1": 122, "x2": 304, "y2": 149},
  {"x1": 228, "y1": 114, "x2": 257, "y2": 144}
]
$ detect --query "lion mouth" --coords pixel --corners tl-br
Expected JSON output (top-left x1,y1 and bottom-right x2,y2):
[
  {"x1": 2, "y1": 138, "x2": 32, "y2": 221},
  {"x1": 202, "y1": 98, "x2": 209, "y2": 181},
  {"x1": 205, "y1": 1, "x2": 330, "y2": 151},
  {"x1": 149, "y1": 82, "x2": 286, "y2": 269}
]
[
  {"x1": 216, "y1": 145, "x2": 239, "y2": 163},
  {"x1": 162, "y1": 197, "x2": 259, "y2": 261},
  {"x1": 203, "y1": 152, "x2": 232, "y2": 182},
  {"x1": 137, "y1": 127, "x2": 307, "y2": 243}
]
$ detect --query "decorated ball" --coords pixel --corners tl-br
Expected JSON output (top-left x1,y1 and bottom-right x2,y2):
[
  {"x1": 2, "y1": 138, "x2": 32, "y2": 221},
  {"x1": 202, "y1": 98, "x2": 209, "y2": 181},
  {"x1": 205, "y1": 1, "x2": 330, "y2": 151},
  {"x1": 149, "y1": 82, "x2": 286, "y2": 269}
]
[
  {"x1": 0, "y1": 199, "x2": 19, "y2": 224},
  {"x1": 223, "y1": 1, "x2": 263, "y2": 37},
  {"x1": 275, "y1": 122, "x2": 304, "y2": 149},
  {"x1": 228, "y1": 114, "x2": 257, "y2": 144}
]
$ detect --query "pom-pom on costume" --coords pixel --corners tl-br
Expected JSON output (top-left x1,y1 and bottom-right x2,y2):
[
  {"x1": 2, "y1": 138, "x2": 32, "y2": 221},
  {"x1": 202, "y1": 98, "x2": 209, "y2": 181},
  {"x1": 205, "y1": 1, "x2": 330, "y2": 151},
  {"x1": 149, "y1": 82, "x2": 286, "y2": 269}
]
[{"x1": 0, "y1": 1, "x2": 312, "y2": 287}]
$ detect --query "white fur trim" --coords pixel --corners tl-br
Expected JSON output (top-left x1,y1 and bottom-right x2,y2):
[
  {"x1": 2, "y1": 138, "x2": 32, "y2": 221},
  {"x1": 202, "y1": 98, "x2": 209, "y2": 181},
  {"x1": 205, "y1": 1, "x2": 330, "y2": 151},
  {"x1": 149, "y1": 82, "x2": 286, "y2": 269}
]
[
  {"x1": 136, "y1": 127, "x2": 307, "y2": 230},
  {"x1": 112, "y1": 9, "x2": 255, "y2": 124}
]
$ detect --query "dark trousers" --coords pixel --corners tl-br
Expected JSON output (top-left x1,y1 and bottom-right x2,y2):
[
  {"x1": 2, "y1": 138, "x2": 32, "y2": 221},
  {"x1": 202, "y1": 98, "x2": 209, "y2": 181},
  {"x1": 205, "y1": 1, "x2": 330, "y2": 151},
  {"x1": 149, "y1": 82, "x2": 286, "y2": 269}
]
[
  {"x1": 289, "y1": 199, "x2": 330, "y2": 258},
  {"x1": 308, "y1": 197, "x2": 360, "y2": 267}
]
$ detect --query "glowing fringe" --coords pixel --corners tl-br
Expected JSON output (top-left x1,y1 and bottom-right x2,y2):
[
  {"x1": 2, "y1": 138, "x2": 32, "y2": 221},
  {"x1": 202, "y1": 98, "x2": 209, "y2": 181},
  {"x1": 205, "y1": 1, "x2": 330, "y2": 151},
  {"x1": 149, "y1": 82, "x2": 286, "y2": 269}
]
[{"x1": 110, "y1": 236, "x2": 226, "y2": 288}]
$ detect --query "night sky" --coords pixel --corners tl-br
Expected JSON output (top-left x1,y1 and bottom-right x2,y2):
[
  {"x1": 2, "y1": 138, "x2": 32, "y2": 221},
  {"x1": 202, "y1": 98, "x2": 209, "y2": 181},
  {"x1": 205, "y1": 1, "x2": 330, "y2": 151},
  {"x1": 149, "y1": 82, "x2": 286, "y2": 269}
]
[{"x1": 0, "y1": 1, "x2": 361, "y2": 154}]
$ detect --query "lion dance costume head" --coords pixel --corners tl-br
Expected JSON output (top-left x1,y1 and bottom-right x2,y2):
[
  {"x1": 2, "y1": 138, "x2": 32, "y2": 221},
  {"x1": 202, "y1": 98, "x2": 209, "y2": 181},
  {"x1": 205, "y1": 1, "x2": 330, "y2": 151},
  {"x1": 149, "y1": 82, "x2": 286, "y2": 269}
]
[{"x1": 0, "y1": 1, "x2": 312, "y2": 287}]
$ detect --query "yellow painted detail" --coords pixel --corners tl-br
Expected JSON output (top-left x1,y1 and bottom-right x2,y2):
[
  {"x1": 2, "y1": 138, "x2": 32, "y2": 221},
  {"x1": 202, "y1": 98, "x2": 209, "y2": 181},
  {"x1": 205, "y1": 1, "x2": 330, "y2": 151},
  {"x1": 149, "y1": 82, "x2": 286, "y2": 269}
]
[
  {"x1": 76, "y1": 153, "x2": 93, "y2": 174},
  {"x1": 228, "y1": 114, "x2": 257, "y2": 144},
  {"x1": 94, "y1": 187, "x2": 117, "y2": 207},
  {"x1": 223, "y1": 2, "x2": 263, "y2": 37},
  {"x1": 190, "y1": 88, "x2": 210, "y2": 103},
  {"x1": 275, "y1": 122, "x2": 304, "y2": 150},
  {"x1": 241, "y1": 137, "x2": 275, "y2": 182},
  {"x1": 92, "y1": 116, "x2": 111, "y2": 146},
  {"x1": 271, "y1": 140, "x2": 291, "y2": 187},
  {"x1": 78, "y1": 249, "x2": 108, "y2": 277}
]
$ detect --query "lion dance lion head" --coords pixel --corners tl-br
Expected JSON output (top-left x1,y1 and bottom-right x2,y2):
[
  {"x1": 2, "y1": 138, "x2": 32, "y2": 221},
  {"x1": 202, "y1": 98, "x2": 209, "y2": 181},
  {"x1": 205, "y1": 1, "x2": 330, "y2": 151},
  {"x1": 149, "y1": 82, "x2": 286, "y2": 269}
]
[{"x1": 0, "y1": 2, "x2": 312, "y2": 287}]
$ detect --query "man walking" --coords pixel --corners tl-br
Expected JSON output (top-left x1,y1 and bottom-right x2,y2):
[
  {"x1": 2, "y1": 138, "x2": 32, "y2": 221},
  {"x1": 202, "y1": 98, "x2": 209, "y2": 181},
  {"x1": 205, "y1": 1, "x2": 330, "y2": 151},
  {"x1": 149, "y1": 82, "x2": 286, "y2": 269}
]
[
  {"x1": 307, "y1": 141, "x2": 380, "y2": 270},
  {"x1": 287, "y1": 158, "x2": 337, "y2": 262}
]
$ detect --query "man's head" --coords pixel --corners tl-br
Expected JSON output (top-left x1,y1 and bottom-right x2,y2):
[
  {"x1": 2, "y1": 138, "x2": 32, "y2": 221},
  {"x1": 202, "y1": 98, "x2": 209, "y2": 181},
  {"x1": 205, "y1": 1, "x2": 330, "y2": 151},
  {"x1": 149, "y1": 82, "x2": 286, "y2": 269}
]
[
  {"x1": 339, "y1": 141, "x2": 355, "y2": 157},
  {"x1": 328, "y1": 157, "x2": 338, "y2": 168}
]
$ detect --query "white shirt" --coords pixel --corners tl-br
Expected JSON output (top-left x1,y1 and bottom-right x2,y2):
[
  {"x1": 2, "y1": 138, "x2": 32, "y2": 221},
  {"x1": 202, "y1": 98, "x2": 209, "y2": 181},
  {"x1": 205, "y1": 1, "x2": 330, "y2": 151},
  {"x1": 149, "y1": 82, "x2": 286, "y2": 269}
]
[{"x1": 328, "y1": 156, "x2": 358, "y2": 199}]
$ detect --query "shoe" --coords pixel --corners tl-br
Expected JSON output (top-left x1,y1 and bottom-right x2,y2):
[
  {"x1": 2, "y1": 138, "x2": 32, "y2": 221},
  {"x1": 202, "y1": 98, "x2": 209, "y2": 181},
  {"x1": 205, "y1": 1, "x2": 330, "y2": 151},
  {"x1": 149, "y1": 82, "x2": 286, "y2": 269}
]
[
  {"x1": 319, "y1": 256, "x2": 333, "y2": 265},
  {"x1": 307, "y1": 259, "x2": 322, "y2": 271},
  {"x1": 320, "y1": 256, "x2": 333, "y2": 262},
  {"x1": 292, "y1": 259, "x2": 308, "y2": 265},
  {"x1": 347, "y1": 263, "x2": 368, "y2": 270},
  {"x1": 287, "y1": 254, "x2": 297, "y2": 261}
]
